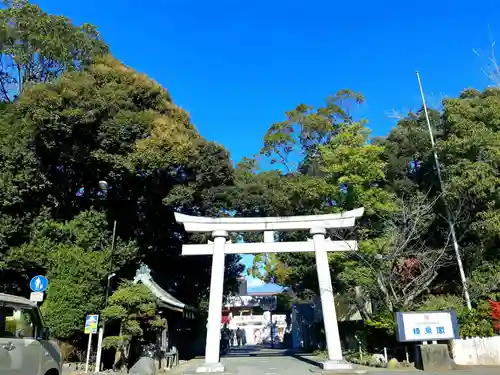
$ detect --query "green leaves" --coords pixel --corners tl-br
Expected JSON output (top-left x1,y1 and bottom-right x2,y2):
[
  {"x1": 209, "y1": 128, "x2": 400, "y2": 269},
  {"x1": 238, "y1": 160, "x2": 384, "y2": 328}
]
[
  {"x1": 102, "y1": 305, "x2": 127, "y2": 321},
  {"x1": 418, "y1": 295, "x2": 493, "y2": 338},
  {"x1": 4, "y1": 210, "x2": 140, "y2": 339},
  {"x1": 319, "y1": 121, "x2": 397, "y2": 216},
  {"x1": 102, "y1": 335, "x2": 129, "y2": 350},
  {"x1": 0, "y1": 49, "x2": 241, "y2": 315},
  {"x1": 379, "y1": 87, "x2": 500, "y2": 316},
  {"x1": 4, "y1": 0, "x2": 500, "y2": 344},
  {"x1": 237, "y1": 97, "x2": 397, "y2": 299},
  {"x1": 261, "y1": 89, "x2": 364, "y2": 172},
  {"x1": 0, "y1": 0, "x2": 108, "y2": 101},
  {"x1": 102, "y1": 282, "x2": 161, "y2": 350},
  {"x1": 107, "y1": 282, "x2": 156, "y2": 309}
]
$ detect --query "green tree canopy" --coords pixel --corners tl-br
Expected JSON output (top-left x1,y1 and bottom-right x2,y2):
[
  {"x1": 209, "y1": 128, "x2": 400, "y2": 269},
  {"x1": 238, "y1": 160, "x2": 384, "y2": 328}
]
[
  {"x1": 0, "y1": 53, "x2": 243, "y2": 332},
  {"x1": 237, "y1": 96, "x2": 398, "y2": 304},
  {"x1": 102, "y1": 281, "x2": 161, "y2": 370},
  {"x1": 0, "y1": 0, "x2": 108, "y2": 101},
  {"x1": 4, "y1": 210, "x2": 138, "y2": 339},
  {"x1": 379, "y1": 87, "x2": 500, "y2": 304}
]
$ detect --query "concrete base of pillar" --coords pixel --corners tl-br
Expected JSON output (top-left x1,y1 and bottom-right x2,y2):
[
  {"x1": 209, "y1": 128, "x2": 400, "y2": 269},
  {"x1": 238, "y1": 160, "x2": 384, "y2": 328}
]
[
  {"x1": 196, "y1": 362, "x2": 225, "y2": 373},
  {"x1": 321, "y1": 359, "x2": 353, "y2": 371}
]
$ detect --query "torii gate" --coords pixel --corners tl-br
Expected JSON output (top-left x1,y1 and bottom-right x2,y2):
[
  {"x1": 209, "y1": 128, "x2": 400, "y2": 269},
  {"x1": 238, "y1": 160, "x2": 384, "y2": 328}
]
[{"x1": 175, "y1": 208, "x2": 364, "y2": 373}]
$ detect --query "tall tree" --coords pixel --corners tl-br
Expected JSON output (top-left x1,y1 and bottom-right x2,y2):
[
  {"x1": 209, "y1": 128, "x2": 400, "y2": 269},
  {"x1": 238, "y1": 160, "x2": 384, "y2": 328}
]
[
  {"x1": 4, "y1": 210, "x2": 139, "y2": 339},
  {"x1": 0, "y1": 54, "x2": 242, "y2": 314},
  {"x1": 272, "y1": 121, "x2": 397, "y2": 299},
  {"x1": 380, "y1": 88, "x2": 500, "y2": 302},
  {"x1": 261, "y1": 89, "x2": 364, "y2": 174},
  {"x1": 439, "y1": 88, "x2": 500, "y2": 289},
  {"x1": 0, "y1": 0, "x2": 108, "y2": 101},
  {"x1": 375, "y1": 108, "x2": 442, "y2": 196},
  {"x1": 341, "y1": 194, "x2": 451, "y2": 316},
  {"x1": 238, "y1": 95, "x2": 398, "y2": 301}
]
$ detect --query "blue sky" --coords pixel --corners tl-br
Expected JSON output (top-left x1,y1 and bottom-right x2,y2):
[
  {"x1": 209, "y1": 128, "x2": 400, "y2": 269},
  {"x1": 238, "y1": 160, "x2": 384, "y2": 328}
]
[{"x1": 34, "y1": 0, "x2": 498, "y2": 290}]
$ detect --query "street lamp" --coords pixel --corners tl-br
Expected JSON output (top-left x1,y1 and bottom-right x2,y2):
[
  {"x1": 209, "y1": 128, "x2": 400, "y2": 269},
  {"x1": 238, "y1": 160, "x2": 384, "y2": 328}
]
[
  {"x1": 105, "y1": 273, "x2": 116, "y2": 306},
  {"x1": 98, "y1": 180, "x2": 109, "y2": 192},
  {"x1": 95, "y1": 180, "x2": 117, "y2": 373}
]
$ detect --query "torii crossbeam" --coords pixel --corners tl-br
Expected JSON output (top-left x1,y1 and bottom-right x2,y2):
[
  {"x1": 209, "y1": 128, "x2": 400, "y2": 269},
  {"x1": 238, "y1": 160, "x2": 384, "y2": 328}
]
[{"x1": 175, "y1": 208, "x2": 364, "y2": 373}]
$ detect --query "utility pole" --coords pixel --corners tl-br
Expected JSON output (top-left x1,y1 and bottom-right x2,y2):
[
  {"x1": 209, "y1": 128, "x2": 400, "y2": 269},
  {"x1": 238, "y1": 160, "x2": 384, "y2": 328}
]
[
  {"x1": 415, "y1": 71, "x2": 472, "y2": 310},
  {"x1": 95, "y1": 220, "x2": 116, "y2": 373},
  {"x1": 105, "y1": 220, "x2": 117, "y2": 307},
  {"x1": 95, "y1": 179, "x2": 118, "y2": 372}
]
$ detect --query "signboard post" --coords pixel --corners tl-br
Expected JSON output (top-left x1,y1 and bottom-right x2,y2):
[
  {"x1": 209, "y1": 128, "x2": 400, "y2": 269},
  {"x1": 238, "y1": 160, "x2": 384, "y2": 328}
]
[
  {"x1": 84, "y1": 314, "x2": 99, "y2": 373},
  {"x1": 394, "y1": 310, "x2": 460, "y2": 343},
  {"x1": 29, "y1": 275, "x2": 48, "y2": 303}
]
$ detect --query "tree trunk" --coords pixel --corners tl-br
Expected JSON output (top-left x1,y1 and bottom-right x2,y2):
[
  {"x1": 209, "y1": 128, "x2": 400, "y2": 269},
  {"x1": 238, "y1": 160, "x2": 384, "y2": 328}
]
[{"x1": 113, "y1": 323, "x2": 125, "y2": 371}]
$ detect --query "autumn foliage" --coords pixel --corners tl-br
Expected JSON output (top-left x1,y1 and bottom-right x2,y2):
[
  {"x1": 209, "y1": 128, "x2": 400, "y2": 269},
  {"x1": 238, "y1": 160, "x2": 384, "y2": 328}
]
[{"x1": 488, "y1": 299, "x2": 500, "y2": 332}]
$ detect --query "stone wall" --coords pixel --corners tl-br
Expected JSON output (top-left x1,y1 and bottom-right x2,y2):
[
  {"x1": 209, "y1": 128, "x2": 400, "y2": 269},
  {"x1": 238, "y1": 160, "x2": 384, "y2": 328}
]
[{"x1": 453, "y1": 336, "x2": 500, "y2": 365}]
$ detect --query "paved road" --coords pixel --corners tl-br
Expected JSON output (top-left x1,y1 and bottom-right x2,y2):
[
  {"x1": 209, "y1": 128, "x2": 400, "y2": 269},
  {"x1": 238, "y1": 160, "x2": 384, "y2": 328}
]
[
  {"x1": 177, "y1": 346, "x2": 500, "y2": 375},
  {"x1": 64, "y1": 346, "x2": 500, "y2": 375},
  {"x1": 180, "y1": 348, "x2": 313, "y2": 375},
  {"x1": 222, "y1": 348, "x2": 314, "y2": 375},
  {"x1": 223, "y1": 355, "x2": 311, "y2": 375}
]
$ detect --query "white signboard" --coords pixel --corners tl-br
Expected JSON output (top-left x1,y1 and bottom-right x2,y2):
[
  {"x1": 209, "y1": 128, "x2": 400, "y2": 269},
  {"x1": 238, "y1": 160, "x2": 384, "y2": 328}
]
[
  {"x1": 224, "y1": 295, "x2": 261, "y2": 308},
  {"x1": 29, "y1": 292, "x2": 44, "y2": 302},
  {"x1": 224, "y1": 295, "x2": 277, "y2": 309},
  {"x1": 395, "y1": 310, "x2": 459, "y2": 342}
]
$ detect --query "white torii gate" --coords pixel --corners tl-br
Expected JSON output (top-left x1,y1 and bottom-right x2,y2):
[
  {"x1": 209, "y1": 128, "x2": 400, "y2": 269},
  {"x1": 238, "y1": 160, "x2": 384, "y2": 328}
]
[{"x1": 175, "y1": 208, "x2": 364, "y2": 373}]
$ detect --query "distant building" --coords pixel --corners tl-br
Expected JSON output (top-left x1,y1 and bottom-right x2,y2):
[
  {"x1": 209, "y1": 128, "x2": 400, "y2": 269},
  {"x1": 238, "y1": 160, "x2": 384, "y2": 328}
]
[{"x1": 222, "y1": 278, "x2": 286, "y2": 346}]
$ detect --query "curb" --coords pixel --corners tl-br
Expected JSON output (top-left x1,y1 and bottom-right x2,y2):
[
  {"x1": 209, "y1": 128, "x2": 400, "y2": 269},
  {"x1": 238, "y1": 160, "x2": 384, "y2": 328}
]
[
  {"x1": 292, "y1": 354, "x2": 417, "y2": 373},
  {"x1": 291, "y1": 354, "x2": 367, "y2": 374},
  {"x1": 169, "y1": 357, "x2": 206, "y2": 374}
]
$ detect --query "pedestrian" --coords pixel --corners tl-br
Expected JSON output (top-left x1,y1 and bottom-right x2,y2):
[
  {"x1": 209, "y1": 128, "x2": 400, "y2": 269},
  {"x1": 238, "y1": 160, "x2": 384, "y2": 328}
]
[
  {"x1": 236, "y1": 327, "x2": 242, "y2": 347},
  {"x1": 229, "y1": 328, "x2": 235, "y2": 347},
  {"x1": 220, "y1": 324, "x2": 230, "y2": 354}
]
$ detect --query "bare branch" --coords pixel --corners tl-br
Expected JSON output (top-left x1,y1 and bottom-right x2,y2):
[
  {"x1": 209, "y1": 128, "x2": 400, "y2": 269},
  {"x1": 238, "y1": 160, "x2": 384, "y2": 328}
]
[
  {"x1": 340, "y1": 193, "x2": 455, "y2": 312},
  {"x1": 474, "y1": 29, "x2": 500, "y2": 87},
  {"x1": 385, "y1": 109, "x2": 406, "y2": 120}
]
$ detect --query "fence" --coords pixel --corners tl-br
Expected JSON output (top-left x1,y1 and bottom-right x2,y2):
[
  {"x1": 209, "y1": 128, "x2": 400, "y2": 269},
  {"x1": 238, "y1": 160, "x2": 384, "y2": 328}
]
[{"x1": 452, "y1": 336, "x2": 500, "y2": 365}]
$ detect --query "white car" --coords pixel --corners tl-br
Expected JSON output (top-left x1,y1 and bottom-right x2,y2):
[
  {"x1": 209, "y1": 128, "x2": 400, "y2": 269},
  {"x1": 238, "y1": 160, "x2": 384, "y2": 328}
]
[{"x1": 0, "y1": 293, "x2": 62, "y2": 375}]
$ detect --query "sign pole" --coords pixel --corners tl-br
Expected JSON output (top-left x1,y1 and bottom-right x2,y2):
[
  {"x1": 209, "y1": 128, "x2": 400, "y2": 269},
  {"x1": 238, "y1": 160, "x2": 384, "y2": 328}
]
[
  {"x1": 94, "y1": 327, "x2": 104, "y2": 373},
  {"x1": 84, "y1": 314, "x2": 99, "y2": 373},
  {"x1": 85, "y1": 332, "x2": 93, "y2": 373}
]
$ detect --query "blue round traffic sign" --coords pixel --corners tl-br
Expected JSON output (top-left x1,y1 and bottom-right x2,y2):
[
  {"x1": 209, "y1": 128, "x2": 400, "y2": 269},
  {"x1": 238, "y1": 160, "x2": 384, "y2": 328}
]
[{"x1": 29, "y1": 275, "x2": 48, "y2": 292}]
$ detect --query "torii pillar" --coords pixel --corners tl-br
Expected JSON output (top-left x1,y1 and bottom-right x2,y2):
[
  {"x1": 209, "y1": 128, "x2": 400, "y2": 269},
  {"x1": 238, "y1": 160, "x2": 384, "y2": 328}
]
[{"x1": 175, "y1": 208, "x2": 364, "y2": 372}]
